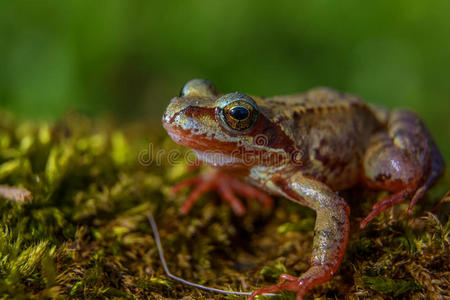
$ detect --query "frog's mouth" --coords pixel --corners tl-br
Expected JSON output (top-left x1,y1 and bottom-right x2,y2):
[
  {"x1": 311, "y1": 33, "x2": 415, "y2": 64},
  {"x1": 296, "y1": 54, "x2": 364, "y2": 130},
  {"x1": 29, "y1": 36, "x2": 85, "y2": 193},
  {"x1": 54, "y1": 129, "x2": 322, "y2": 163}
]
[
  {"x1": 164, "y1": 123, "x2": 216, "y2": 150},
  {"x1": 192, "y1": 150, "x2": 242, "y2": 167},
  {"x1": 163, "y1": 121, "x2": 245, "y2": 167}
]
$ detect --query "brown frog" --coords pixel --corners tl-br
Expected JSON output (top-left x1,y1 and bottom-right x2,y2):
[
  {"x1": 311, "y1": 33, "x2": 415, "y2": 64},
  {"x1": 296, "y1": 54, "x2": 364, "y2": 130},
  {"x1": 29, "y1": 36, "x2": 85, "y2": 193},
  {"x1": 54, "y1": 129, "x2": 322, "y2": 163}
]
[{"x1": 162, "y1": 79, "x2": 445, "y2": 299}]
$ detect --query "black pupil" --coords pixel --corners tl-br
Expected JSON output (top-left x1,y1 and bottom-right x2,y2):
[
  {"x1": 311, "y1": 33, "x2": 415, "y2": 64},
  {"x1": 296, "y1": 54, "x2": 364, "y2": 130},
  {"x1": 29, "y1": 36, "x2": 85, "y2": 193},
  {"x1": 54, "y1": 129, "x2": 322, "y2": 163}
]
[{"x1": 230, "y1": 106, "x2": 249, "y2": 120}]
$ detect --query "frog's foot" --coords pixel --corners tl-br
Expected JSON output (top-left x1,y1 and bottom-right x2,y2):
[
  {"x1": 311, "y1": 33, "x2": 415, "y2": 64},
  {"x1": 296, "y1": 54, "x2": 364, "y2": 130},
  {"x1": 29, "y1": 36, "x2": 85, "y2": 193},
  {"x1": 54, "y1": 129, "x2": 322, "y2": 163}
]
[
  {"x1": 172, "y1": 170, "x2": 273, "y2": 216},
  {"x1": 0, "y1": 185, "x2": 33, "y2": 203},
  {"x1": 361, "y1": 168, "x2": 443, "y2": 228},
  {"x1": 360, "y1": 188, "x2": 414, "y2": 228},
  {"x1": 249, "y1": 267, "x2": 331, "y2": 300}
]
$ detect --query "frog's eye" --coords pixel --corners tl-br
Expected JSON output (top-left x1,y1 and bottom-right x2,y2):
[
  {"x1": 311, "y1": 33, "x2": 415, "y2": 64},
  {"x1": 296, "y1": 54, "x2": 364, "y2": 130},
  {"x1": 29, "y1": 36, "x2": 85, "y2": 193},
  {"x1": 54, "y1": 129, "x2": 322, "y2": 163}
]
[
  {"x1": 219, "y1": 93, "x2": 259, "y2": 131},
  {"x1": 180, "y1": 79, "x2": 218, "y2": 98}
]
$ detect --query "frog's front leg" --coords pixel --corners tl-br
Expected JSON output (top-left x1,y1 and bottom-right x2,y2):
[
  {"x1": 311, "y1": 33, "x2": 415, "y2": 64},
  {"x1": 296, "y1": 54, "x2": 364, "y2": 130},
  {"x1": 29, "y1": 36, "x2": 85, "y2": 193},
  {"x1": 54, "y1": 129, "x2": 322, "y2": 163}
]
[
  {"x1": 249, "y1": 174, "x2": 350, "y2": 300},
  {"x1": 361, "y1": 110, "x2": 445, "y2": 228}
]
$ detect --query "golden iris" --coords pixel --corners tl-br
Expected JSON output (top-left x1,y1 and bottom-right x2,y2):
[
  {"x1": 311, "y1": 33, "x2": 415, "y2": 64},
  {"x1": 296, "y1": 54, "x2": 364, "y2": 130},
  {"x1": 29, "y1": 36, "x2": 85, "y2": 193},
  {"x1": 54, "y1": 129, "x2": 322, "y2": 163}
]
[{"x1": 222, "y1": 100, "x2": 258, "y2": 131}]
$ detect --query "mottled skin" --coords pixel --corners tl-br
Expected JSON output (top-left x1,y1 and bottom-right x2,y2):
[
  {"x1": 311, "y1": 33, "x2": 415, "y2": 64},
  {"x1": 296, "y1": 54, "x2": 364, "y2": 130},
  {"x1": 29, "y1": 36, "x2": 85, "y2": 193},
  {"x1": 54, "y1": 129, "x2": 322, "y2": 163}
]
[{"x1": 162, "y1": 79, "x2": 445, "y2": 299}]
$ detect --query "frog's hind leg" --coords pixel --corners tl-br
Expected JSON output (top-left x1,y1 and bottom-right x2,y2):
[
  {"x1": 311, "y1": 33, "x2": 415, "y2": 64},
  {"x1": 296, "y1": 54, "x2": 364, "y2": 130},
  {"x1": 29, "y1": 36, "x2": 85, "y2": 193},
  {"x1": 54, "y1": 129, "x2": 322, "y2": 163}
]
[
  {"x1": 361, "y1": 110, "x2": 445, "y2": 228},
  {"x1": 406, "y1": 139, "x2": 446, "y2": 212}
]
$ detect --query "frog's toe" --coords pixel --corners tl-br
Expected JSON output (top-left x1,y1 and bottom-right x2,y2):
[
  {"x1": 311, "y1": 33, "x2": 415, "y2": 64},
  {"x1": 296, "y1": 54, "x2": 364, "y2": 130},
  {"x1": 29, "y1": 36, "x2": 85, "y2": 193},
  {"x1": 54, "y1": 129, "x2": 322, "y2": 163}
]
[
  {"x1": 279, "y1": 273, "x2": 299, "y2": 283},
  {"x1": 217, "y1": 178, "x2": 246, "y2": 216},
  {"x1": 407, "y1": 161, "x2": 444, "y2": 214},
  {"x1": 360, "y1": 187, "x2": 417, "y2": 228},
  {"x1": 248, "y1": 281, "x2": 303, "y2": 300},
  {"x1": 216, "y1": 174, "x2": 274, "y2": 215},
  {"x1": 227, "y1": 178, "x2": 274, "y2": 209},
  {"x1": 249, "y1": 266, "x2": 332, "y2": 300},
  {"x1": 172, "y1": 177, "x2": 201, "y2": 194},
  {"x1": 178, "y1": 177, "x2": 215, "y2": 214}
]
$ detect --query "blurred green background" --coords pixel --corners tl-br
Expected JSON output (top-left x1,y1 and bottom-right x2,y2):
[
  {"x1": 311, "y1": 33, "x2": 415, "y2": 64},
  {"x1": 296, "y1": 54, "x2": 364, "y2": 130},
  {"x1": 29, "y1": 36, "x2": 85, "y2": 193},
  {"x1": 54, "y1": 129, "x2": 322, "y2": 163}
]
[{"x1": 1, "y1": 1, "x2": 449, "y2": 157}]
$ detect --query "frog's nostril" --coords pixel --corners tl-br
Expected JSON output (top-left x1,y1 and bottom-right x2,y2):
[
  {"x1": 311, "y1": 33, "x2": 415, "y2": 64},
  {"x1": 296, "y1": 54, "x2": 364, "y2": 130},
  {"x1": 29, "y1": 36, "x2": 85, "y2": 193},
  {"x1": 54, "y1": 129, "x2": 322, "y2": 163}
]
[
  {"x1": 162, "y1": 111, "x2": 175, "y2": 127},
  {"x1": 162, "y1": 112, "x2": 169, "y2": 124}
]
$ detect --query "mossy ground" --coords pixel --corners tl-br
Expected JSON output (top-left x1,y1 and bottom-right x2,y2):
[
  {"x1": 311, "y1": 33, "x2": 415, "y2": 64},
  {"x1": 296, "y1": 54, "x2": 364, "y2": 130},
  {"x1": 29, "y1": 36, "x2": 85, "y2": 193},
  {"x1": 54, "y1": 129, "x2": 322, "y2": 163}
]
[{"x1": 0, "y1": 110, "x2": 449, "y2": 299}]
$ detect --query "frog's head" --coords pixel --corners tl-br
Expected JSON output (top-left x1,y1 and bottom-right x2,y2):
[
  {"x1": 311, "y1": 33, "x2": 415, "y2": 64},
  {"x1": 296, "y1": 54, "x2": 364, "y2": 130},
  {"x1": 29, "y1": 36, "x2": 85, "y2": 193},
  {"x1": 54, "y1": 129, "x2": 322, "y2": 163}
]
[{"x1": 162, "y1": 79, "x2": 301, "y2": 169}]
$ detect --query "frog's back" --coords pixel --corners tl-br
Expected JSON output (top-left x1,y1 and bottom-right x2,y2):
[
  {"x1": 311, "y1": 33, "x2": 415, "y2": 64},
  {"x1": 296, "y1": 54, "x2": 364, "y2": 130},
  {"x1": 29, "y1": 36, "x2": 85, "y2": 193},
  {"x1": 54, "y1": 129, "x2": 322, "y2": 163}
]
[
  {"x1": 259, "y1": 87, "x2": 366, "y2": 115},
  {"x1": 258, "y1": 87, "x2": 381, "y2": 190}
]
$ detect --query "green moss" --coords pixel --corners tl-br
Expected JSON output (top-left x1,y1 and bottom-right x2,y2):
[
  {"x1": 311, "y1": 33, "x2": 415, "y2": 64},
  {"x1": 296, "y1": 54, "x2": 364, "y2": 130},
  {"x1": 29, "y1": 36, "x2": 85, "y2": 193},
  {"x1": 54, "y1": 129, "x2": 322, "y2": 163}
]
[
  {"x1": 259, "y1": 261, "x2": 288, "y2": 281},
  {"x1": 362, "y1": 275, "x2": 420, "y2": 296},
  {"x1": 0, "y1": 110, "x2": 449, "y2": 299}
]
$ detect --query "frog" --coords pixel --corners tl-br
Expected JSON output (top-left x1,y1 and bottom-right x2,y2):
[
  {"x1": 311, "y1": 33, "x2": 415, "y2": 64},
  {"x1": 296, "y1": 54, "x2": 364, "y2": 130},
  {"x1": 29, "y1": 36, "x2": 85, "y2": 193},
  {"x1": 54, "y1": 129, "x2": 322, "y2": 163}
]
[{"x1": 162, "y1": 79, "x2": 445, "y2": 300}]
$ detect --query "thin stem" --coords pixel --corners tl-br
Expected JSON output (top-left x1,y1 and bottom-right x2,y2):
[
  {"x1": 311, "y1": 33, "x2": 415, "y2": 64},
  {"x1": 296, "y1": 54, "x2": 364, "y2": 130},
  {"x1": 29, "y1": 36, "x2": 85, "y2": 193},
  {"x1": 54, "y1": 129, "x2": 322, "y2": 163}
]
[{"x1": 147, "y1": 213, "x2": 277, "y2": 297}]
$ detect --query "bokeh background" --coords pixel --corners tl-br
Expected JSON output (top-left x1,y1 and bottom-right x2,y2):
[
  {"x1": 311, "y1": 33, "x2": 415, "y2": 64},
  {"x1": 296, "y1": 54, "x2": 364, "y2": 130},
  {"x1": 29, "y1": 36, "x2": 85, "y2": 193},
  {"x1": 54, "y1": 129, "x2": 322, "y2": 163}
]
[{"x1": 1, "y1": 1, "x2": 449, "y2": 158}]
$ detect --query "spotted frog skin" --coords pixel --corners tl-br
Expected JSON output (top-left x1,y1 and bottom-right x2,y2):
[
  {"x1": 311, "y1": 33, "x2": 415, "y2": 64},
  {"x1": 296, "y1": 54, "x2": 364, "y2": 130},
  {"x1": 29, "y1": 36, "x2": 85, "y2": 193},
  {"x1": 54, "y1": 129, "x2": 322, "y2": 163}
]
[{"x1": 162, "y1": 79, "x2": 445, "y2": 299}]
